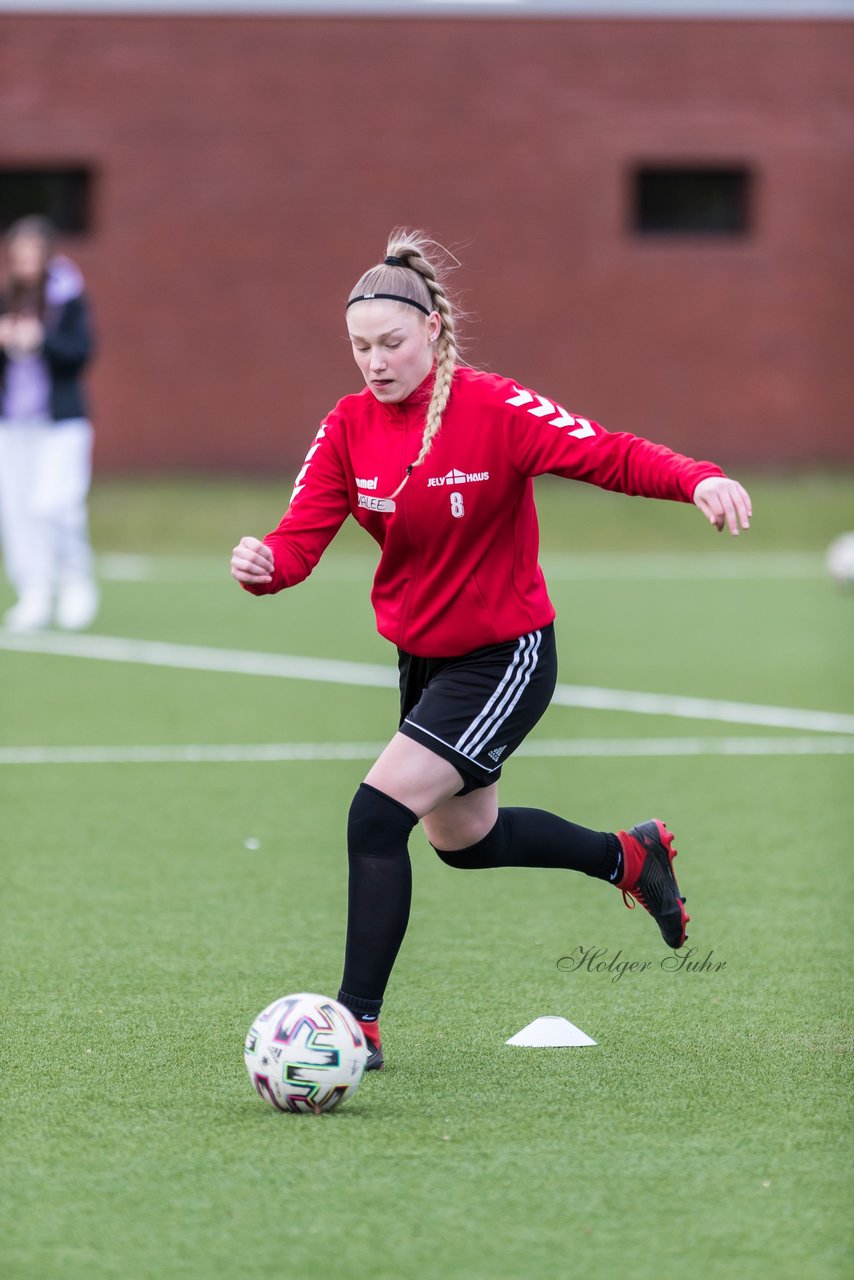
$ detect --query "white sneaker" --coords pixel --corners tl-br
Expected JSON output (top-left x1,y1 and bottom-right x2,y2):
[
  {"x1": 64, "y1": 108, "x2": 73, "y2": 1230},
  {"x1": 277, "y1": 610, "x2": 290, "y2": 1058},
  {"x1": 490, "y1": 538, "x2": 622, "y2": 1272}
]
[
  {"x1": 55, "y1": 579, "x2": 99, "y2": 631},
  {"x1": 3, "y1": 591, "x2": 53, "y2": 633}
]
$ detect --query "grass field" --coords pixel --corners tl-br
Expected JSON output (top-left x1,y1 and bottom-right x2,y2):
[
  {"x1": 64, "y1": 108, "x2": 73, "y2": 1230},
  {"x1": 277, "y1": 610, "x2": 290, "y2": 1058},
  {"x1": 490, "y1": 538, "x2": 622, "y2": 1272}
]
[{"x1": 1, "y1": 473, "x2": 852, "y2": 1280}]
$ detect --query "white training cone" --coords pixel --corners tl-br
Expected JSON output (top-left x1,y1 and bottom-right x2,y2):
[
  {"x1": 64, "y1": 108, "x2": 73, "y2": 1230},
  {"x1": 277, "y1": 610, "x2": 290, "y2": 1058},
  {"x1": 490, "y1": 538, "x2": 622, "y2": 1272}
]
[{"x1": 506, "y1": 1016, "x2": 597, "y2": 1047}]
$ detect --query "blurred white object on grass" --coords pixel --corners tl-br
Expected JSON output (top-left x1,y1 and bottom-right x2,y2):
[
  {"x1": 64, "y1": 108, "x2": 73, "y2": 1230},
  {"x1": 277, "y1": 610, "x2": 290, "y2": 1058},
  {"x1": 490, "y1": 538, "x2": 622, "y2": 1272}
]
[{"x1": 826, "y1": 533, "x2": 854, "y2": 585}]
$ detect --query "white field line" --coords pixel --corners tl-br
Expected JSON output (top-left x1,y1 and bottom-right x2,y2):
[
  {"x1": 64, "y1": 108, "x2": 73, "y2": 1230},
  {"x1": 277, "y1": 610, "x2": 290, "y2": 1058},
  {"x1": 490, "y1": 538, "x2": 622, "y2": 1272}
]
[
  {"x1": 2, "y1": 629, "x2": 852, "y2": 735},
  {"x1": 0, "y1": 629, "x2": 397, "y2": 688},
  {"x1": 1, "y1": 737, "x2": 853, "y2": 766},
  {"x1": 548, "y1": 685, "x2": 854, "y2": 733},
  {"x1": 96, "y1": 551, "x2": 826, "y2": 583}
]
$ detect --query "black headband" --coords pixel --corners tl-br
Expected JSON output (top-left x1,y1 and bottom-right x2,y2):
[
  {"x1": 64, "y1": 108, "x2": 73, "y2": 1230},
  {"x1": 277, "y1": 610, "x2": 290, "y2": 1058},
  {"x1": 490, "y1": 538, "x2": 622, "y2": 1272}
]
[
  {"x1": 384, "y1": 255, "x2": 405, "y2": 266},
  {"x1": 346, "y1": 292, "x2": 431, "y2": 316}
]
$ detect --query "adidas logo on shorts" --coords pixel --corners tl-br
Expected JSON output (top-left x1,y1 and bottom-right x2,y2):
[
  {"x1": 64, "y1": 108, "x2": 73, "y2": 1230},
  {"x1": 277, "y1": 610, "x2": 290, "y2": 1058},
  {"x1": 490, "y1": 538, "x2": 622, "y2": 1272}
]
[{"x1": 487, "y1": 745, "x2": 507, "y2": 762}]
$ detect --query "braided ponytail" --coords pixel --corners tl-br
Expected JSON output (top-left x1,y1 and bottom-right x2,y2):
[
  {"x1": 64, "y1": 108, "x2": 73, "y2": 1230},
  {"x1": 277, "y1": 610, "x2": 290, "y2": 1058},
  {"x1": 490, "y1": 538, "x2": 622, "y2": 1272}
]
[{"x1": 348, "y1": 230, "x2": 460, "y2": 473}]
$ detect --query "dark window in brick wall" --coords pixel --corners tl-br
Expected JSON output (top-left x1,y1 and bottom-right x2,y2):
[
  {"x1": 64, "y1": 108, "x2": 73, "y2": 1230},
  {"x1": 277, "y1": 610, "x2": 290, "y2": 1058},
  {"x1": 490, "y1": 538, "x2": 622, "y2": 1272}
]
[
  {"x1": 0, "y1": 167, "x2": 94, "y2": 234},
  {"x1": 632, "y1": 166, "x2": 752, "y2": 236}
]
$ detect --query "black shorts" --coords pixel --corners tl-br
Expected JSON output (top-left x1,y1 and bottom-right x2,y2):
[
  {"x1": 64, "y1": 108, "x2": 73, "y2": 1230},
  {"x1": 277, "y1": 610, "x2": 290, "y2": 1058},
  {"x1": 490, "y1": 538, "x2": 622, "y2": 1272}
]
[{"x1": 397, "y1": 624, "x2": 558, "y2": 794}]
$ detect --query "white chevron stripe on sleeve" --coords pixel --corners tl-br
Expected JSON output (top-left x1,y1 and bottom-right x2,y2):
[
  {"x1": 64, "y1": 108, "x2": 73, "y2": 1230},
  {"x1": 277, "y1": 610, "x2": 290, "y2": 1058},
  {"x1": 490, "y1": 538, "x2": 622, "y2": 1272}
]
[
  {"x1": 569, "y1": 417, "x2": 596, "y2": 439},
  {"x1": 528, "y1": 395, "x2": 556, "y2": 417}
]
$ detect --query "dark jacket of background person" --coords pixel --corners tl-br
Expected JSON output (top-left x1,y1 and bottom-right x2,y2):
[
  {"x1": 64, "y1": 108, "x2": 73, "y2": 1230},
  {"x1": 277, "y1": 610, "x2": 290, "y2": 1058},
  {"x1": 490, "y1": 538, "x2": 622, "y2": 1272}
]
[{"x1": 0, "y1": 257, "x2": 94, "y2": 422}]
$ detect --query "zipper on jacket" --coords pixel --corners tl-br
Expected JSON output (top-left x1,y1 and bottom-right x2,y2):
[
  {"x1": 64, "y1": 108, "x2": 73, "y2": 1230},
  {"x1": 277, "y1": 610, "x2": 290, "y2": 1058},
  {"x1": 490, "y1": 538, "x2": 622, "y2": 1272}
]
[{"x1": 395, "y1": 406, "x2": 421, "y2": 647}]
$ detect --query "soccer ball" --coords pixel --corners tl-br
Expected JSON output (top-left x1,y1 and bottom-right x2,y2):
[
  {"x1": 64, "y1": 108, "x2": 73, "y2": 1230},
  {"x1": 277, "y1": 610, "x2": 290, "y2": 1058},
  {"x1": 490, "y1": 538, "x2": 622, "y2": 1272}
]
[
  {"x1": 244, "y1": 993, "x2": 368, "y2": 1114},
  {"x1": 826, "y1": 532, "x2": 854, "y2": 586}
]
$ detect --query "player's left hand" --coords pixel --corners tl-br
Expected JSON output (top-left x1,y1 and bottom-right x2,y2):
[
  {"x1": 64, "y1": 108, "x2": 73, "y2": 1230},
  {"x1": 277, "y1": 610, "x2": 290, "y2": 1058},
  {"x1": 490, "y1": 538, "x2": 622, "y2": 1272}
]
[{"x1": 693, "y1": 476, "x2": 752, "y2": 536}]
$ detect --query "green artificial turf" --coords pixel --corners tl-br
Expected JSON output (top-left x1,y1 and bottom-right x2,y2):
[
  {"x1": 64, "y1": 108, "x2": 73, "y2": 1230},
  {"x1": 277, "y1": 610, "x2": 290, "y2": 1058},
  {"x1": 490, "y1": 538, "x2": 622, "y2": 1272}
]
[{"x1": 1, "y1": 474, "x2": 852, "y2": 1280}]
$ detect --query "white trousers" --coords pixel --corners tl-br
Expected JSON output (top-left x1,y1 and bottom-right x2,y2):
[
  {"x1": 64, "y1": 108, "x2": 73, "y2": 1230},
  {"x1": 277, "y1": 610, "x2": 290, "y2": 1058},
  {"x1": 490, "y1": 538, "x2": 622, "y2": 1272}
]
[{"x1": 0, "y1": 418, "x2": 95, "y2": 600}]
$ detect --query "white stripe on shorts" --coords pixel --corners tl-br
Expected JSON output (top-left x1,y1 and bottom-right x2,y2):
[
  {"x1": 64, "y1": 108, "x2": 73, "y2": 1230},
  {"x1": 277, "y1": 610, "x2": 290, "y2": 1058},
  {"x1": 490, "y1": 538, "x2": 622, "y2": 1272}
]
[{"x1": 454, "y1": 630, "x2": 543, "y2": 760}]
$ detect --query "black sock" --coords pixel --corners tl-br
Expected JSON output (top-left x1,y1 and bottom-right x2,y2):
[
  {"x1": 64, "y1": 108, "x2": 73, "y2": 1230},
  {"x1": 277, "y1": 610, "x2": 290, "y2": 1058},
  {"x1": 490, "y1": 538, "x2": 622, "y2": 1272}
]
[
  {"x1": 433, "y1": 807, "x2": 622, "y2": 882},
  {"x1": 338, "y1": 783, "x2": 418, "y2": 1015},
  {"x1": 337, "y1": 991, "x2": 381, "y2": 1023}
]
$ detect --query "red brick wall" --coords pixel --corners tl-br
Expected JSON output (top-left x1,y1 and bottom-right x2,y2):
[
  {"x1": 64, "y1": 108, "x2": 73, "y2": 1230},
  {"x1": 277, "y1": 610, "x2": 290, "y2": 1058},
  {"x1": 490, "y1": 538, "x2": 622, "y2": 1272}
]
[{"x1": 2, "y1": 15, "x2": 852, "y2": 470}]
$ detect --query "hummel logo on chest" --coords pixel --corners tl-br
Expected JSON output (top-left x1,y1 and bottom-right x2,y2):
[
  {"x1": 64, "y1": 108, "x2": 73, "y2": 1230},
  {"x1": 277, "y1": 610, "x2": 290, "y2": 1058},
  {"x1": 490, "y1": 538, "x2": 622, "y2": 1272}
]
[
  {"x1": 356, "y1": 476, "x2": 378, "y2": 490},
  {"x1": 427, "y1": 468, "x2": 490, "y2": 488}
]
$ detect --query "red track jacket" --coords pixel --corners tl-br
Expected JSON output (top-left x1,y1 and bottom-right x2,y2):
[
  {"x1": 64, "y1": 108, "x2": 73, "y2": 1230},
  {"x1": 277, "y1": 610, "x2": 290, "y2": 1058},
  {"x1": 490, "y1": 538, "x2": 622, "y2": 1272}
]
[{"x1": 246, "y1": 367, "x2": 723, "y2": 657}]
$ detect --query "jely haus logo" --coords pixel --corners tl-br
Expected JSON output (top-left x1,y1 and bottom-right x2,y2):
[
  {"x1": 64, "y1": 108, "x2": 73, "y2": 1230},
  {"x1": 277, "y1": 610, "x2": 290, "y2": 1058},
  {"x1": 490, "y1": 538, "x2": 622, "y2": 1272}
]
[
  {"x1": 557, "y1": 945, "x2": 726, "y2": 983},
  {"x1": 427, "y1": 468, "x2": 490, "y2": 487}
]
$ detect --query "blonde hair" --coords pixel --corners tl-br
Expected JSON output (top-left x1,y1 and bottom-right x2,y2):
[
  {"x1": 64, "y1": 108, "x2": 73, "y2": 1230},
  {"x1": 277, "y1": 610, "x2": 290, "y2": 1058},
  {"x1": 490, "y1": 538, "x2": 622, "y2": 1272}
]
[{"x1": 348, "y1": 229, "x2": 459, "y2": 475}]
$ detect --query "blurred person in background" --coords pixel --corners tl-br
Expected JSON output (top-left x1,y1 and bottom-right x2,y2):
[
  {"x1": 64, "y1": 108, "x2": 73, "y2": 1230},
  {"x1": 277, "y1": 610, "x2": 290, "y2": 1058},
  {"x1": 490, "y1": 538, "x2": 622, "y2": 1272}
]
[{"x1": 0, "y1": 215, "x2": 98, "y2": 632}]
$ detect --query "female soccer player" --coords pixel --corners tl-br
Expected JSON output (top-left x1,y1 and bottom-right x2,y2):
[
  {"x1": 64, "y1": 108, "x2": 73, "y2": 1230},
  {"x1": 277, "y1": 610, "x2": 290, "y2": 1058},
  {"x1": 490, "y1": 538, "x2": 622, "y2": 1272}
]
[{"x1": 231, "y1": 231, "x2": 751, "y2": 1070}]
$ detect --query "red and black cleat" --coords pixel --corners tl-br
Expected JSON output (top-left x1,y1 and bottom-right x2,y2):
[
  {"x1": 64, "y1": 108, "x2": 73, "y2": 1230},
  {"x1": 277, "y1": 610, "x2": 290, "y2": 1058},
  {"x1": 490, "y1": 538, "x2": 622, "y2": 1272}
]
[
  {"x1": 359, "y1": 1019, "x2": 384, "y2": 1071},
  {"x1": 617, "y1": 819, "x2": 690, "y2": 949}
]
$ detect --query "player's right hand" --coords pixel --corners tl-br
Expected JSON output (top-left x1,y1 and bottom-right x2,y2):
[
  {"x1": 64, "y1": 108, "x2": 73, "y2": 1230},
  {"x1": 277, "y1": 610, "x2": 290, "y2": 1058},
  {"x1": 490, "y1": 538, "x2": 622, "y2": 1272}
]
[{"x1": 231, "y1": 535, "x2": 274, "y2": 584}]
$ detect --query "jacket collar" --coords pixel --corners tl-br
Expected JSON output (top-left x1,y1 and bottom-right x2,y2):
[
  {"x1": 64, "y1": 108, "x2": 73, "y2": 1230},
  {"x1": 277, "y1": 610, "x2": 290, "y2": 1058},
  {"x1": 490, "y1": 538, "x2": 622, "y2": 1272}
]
[{"x1": 367, "y1": 369, "x2": 436, "y2": 420}]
